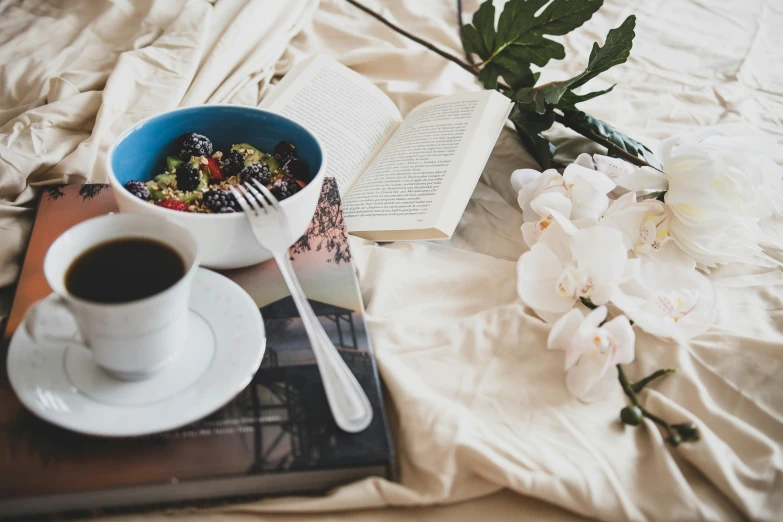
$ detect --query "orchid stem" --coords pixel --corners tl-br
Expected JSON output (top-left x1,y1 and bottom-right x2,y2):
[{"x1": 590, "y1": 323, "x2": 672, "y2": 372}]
[
  {"x1": 631, "y1": 368, "x2": 676, "y2": 393},
  {"x1": 617, "y1": 365, "x2": 680, "y2": 445}
]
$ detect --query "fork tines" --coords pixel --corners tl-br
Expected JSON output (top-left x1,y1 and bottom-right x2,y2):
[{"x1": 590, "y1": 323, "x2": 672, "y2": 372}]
[{"x1": 230, "y1": 180, "x2": 280, "y2": 215}]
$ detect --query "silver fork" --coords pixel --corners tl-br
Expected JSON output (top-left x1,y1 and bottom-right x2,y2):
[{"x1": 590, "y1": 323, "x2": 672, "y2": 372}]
[{"x1": 230, "y1": 180, "x2": 373, "y2": 433}]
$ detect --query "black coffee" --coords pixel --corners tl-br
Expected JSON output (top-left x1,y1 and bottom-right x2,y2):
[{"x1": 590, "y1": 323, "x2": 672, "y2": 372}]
[{"x1": 65, "y1": 238, "x2": 185, "y2": 303}]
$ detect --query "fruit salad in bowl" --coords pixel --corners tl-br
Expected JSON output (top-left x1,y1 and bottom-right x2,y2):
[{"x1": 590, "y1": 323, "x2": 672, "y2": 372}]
[
  {"x1": 106, "y1": 105, "x2": 326, "y2": 269},
  {"x1": 122, "y1": 133, "x2": 309, "y2": 213}
]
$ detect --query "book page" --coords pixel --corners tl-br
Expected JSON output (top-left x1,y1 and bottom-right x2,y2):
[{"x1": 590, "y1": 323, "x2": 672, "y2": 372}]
[
  {"x1": 342, "y1": 90, "x2": 512, "y2": 239},
  {"x1": 261, "y1": 55, "x2": 403, "y2": 194}
]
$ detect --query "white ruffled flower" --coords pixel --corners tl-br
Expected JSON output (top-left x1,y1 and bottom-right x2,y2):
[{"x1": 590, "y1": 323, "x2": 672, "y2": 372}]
[
  {"x1": 512, "y1": 164, "x2": 615, "y2": 247},
  {"x1": 660, "y1": 129, "x2": 783, "y2": 269},
  {"x1": 548, "y1": 306, "x2": 635, "y2": 402},
  {"x1": 601, "y1": 192, "x2": 695, "y2": 269},
  {"x1": 517, "y1": 225, "x2": 629, "y2": 322},
  {"x1": 612, "y1": 260, "x2": 717, "y2": 340}
]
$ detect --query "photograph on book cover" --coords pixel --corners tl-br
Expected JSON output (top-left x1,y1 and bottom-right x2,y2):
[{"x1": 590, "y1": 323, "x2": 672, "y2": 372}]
[{"x1": 0, "y1": 179, "x2": 392, "y2": 504}]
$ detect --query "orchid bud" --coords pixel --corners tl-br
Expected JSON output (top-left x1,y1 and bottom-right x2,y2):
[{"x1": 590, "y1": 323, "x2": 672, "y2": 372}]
[
  {"x1": 673, "y1": 422, "x2": 700, "y2": 442},
  {"x1": 620, "y1": 406, "x2": 642, "y2": 426}
]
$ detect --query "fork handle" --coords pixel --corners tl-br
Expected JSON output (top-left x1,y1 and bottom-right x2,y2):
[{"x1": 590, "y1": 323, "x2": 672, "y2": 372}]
[{"x1": 274, "y1": 253, "x2": 373, "y2": 433}]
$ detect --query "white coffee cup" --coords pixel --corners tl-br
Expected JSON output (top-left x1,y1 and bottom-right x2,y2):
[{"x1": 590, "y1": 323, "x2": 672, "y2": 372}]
[{"x1": 23, "y1": 213, "x2": 199, "y2": 381}]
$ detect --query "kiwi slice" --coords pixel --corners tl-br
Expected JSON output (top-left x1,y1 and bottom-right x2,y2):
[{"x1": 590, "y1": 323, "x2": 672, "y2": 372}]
[
  {"x1": 231, "y1": 143, "x2": 281, "y2": 172},
  {"x1": 146, "y1": 173, "x2": 175, "y2": 201},
  {"x1": 146, "y1": 157, "x2": 206, "y2": 202},
  {"x1": 166, "y1": 156, "x2": 183, "y2": 171},
  {"x1": 232, "y1": 143, "x2": 262, "y2": 166},
  {"x1": 265, "y1": 155, "x2": 281, "y2": 173}
]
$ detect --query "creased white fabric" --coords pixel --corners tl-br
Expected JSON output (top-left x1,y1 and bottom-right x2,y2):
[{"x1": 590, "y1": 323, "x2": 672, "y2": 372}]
[{"x1": 1, "y1": 0, "x2": 782, "y2": 521}]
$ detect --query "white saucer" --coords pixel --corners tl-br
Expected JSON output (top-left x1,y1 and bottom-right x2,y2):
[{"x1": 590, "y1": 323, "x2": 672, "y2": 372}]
[{"x1": 7, "y1": 268, "x2": 265, "y2": 437}]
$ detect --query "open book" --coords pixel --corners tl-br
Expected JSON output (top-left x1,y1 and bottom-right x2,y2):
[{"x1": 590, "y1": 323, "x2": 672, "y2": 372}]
[{"x1": 261, "y1": 55, "x2": 513, "y2": 241}]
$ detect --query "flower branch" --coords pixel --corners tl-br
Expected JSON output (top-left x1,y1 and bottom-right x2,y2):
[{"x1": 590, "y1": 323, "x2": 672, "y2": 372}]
[
  {"x1": 344, "y1": 0, "x2": 479, "y2": 76},
  {"x1": 344, "y1": 0, "x2": 661, "y2": 171},
  {"x1": 631, "y1": 367, "x2": 675, "y2": 393},
  {"x1": 619, "y1": 365, "x2": 675, "y2": 444},
  {"x1": 618, "y1": 365, "x2": 699, "y2": 445},
  {"x1": 577, "y1": 300, "x2": 693, "y2": 445}
]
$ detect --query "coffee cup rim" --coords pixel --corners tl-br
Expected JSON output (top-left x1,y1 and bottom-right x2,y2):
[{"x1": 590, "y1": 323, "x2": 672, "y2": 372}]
[{"x1": 44, "y1": 213, "x2": 200, "y2": 308}]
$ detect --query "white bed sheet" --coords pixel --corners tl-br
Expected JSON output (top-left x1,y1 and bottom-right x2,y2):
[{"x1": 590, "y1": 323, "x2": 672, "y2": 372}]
[{"x1": 1, "y1": 0, "x2": 781, "y2": 520}]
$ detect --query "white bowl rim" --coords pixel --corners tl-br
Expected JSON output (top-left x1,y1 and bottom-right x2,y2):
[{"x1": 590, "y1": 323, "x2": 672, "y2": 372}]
[{"x1": 105, "y1": 104, "x2": 328, "y2": 221}]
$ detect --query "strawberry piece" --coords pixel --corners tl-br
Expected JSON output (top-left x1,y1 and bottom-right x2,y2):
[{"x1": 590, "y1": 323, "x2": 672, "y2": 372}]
[
  {"x1": 156, "y1": 199, "x2": 189, "y2": 212},
  {"x1": 295, "y1": 179, "x2": 307, "y2": 189},
  {"x1": 205, "y1": 157, "x2": 225, "y2": 182}
]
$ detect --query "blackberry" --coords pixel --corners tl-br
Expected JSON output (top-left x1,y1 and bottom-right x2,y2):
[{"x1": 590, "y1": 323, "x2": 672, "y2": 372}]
[
  {"x1": 270, "y1": 175, "x2": 301, "y2": 201},
  {"x1": 240, "y1": 163, "x2": 272, "y2": 186},
  {"x1": 178, "y1": 132, "x2": 213, "y2": 160},
  {"x1": 220, "y1": 150, "x2": 245, "y2": 176},
  {"x1": 175, "y1": 163, "x2": 201, "y2": 191},
  {"x1": 274, "y1": 141, "x2": 296, "y2": 163},
  {"x1": 203, "y1": 189, "x2": 240, "y2": 213},
  {"x1": 282, "y1": 158, "x2": 309, "y2": 181},
  {"x1": 124, "y1": 180, "x2": 150, "y2": 201}
]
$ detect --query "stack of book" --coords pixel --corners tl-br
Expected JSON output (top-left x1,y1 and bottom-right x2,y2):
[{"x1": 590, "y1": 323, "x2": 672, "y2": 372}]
[{"x1": 0, "y1": 179, "x2": 394, "y2": 519}]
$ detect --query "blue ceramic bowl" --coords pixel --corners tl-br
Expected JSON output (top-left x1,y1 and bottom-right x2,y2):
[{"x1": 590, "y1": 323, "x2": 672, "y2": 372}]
[{"x1": 106, "y1": 106, "x2": 327, "y2": 269}]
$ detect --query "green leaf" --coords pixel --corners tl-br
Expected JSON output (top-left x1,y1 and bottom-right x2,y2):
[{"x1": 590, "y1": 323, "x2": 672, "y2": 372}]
[
  {"x1": 533, "y1": 82, "x2": 572, "y2": 113},
  {"x1": 569, "y1": 15, "x2": 636, "y2": 89},
  {"x1": 507, "y1": 34, "x2": 565, "y2": 67},
  {"x1": 510, "y1": 81, "x2": 570, "y2": 114},
  {"x1": 478, "y1": 63, "x2": 501, "y2": 90},
  {"x1": 562, "y1": 109, "x2": 661, "y2": 168},
  {"x1": 462, "y1": 0, "x2": 602, "y2": 90},
  {"x1": 497, "y1": 0, "x2": 602, "y2": 40},
  {"x1": 514, "y1": 15, "x2": 635, "y2": 113},
  {"x1": 558, "y1": 84, "x2": 615, "y2": 108},
  {"x1": 461, "y1": 2, "x2": 495, "y2": 58},
  {"x1": 509, "y1": 102, "x2": 557, "y2": 169},
  {"x1": 490, "y1": 57, "x2": 540, "y2": 91}
]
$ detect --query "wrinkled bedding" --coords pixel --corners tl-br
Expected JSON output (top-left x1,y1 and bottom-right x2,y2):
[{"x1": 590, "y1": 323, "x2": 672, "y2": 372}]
[{"x1": 1, "y1": 0, "x2": 782, "y2": 520}]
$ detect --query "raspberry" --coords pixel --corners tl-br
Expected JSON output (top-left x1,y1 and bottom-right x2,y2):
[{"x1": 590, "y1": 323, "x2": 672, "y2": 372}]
[
  {"x1": 156, "y1": 199, "x2": 189, "y2": 212},
  {"x1": 274, "y1": 141, "x2": 296, "y2": 163},
  {"x1": 220, "y1": 150, "x2": 245, "y2": 176},
  {"x1": 178, "y1": 132, "x2": 213, "y2": 160},
  {"x1": 124, "y1": 180, "x2": 150, "y2": 201},
  {"x1": 240, "y1": 163, "x2": 272, "y2": 186},
  {"x1": 175, "y1": 163, "x2": 201, "y2": 191},
  {"x1": 270, "y1": 175, "x2": 301, "y2": 201},
  {"x1": 204, "y1": 157, "x2": 225, "y2": 182},
  {"x1": 282, "y1": 158, "x2": 309, "y2": 182},
  {"x1": 203, "y1": 189, "x2": 240, "y2": 213}
]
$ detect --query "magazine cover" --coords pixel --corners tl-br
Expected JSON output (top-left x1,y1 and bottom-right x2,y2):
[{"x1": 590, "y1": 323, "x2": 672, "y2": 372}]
[{"x1": 0, "y1": 180, "x2": 393, "y2": 511}]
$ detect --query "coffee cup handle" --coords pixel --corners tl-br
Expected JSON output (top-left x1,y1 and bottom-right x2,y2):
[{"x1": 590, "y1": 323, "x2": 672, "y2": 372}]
[{"x1": 24, "y1": 295, "x2": 88, "y2": 348}]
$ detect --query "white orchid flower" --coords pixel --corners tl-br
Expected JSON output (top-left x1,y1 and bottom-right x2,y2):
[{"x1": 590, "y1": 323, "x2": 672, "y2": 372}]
[
  {"x1": 601, "y1": 192, "x2": 695, "y2": 269},
  {"x1": 512, "y1": 164, "x2": 614, "y2": 248},
  {"x1": 548, "y1": 306, "x2": 635, "y2": 402},
  {"x1": 660, "y1": 127, "x2": 783, "y2": 269},
  {"x1": 590, "y1": 154, "x2": 667, "y2": 195},
  {"x1": 517, "y1": 225, "x2": 629, "y2": 322},
  {"x1": 612, "y1": 260, "x2": 717, "y2": 340}
]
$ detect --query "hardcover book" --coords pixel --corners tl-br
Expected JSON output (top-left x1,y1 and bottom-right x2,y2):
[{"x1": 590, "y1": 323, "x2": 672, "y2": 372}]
[{"x1": 0, "y1": 180, "x2": 394, "y2": 519}]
